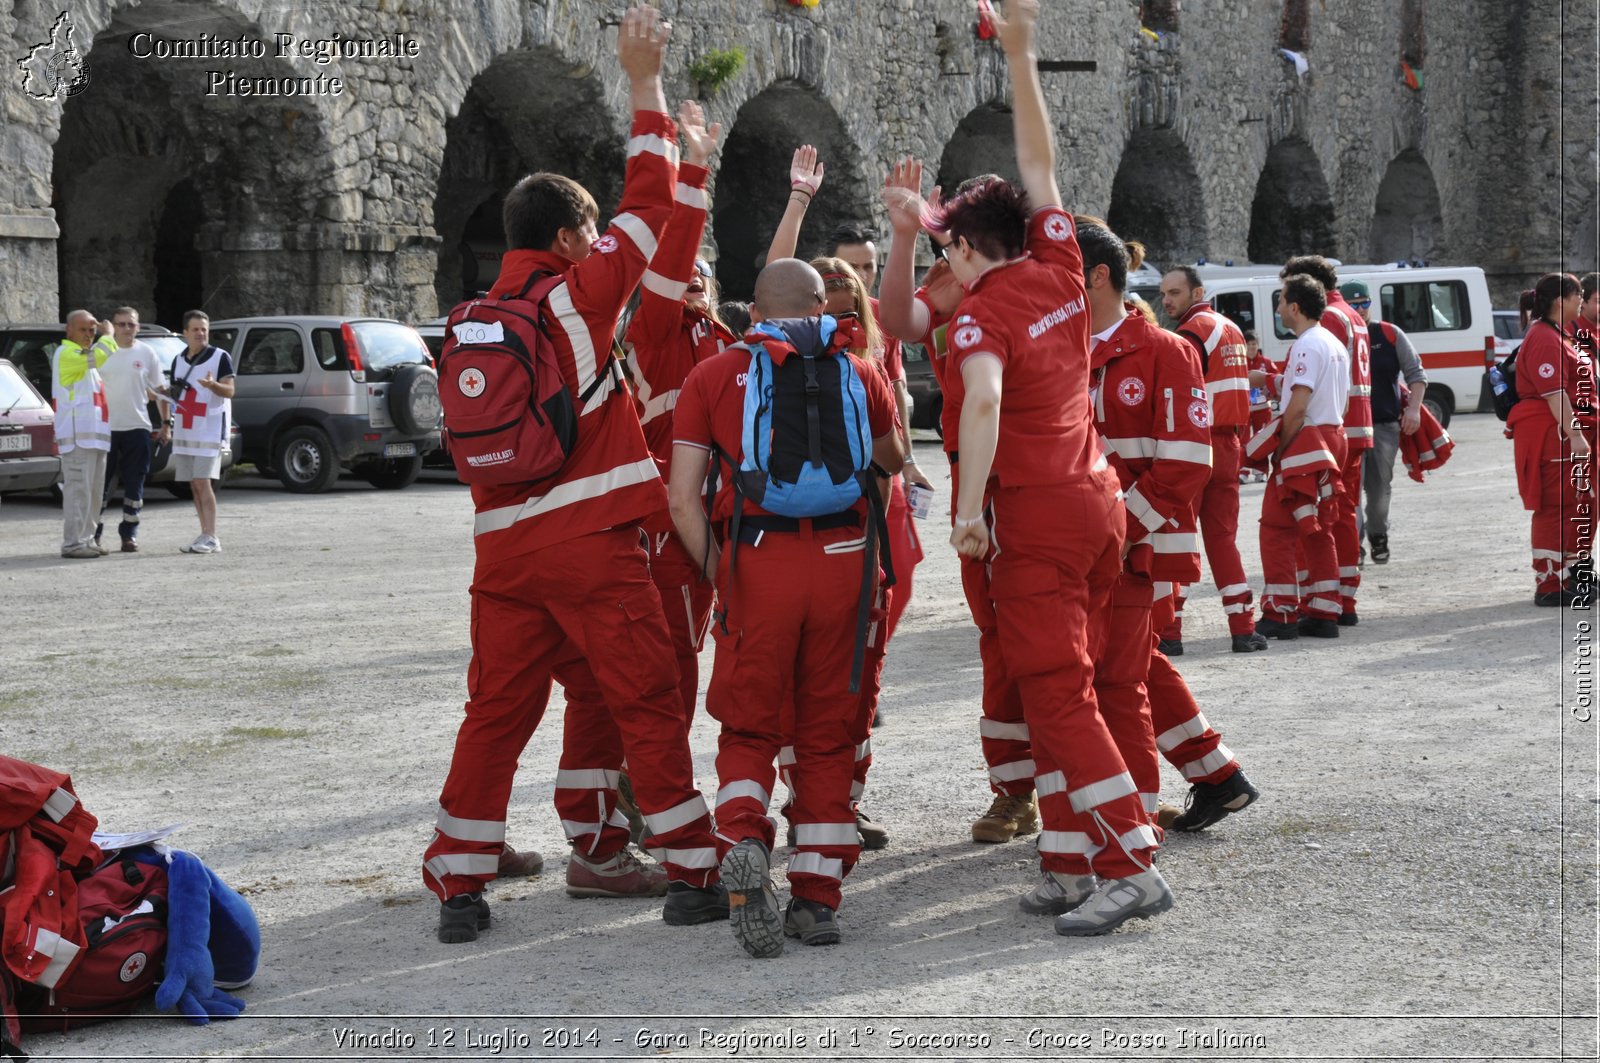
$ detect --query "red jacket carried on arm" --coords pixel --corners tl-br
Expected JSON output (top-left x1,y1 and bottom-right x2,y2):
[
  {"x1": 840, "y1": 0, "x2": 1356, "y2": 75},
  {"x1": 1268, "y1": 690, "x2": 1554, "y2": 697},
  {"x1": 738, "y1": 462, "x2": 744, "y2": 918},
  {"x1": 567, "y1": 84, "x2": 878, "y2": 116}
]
[{"x1": 1246, "y1": 419, "x2": 1344, "y2": 534}]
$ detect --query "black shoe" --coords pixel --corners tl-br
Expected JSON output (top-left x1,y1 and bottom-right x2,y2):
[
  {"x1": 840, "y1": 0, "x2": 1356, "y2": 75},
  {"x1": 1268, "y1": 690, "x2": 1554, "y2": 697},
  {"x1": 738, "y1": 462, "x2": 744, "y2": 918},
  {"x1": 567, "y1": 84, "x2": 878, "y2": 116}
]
[
  {"x1": 1170, "y1": 769, "x2": 1261, "y2": 832},
  {"x1": 1255, "y1": 617, "x2": 1299, "y2": 640},
  {"x1": 783, "y1": 898, "x2": 841, "y2": 946},
  {"x1": 1157, "y1": 638, "x2": 1184, "y2": 656},
  {"x1": 1535, "y1": 589, "x2": 1576, "y2": 606},
  {"x1": 1370, "y1": 534, "x2": 1390, "y2": 564},
  {"x1": 663, "y1": 881, "x2": 730, "y2": 925},
  {"x1": 1231, "y1": 632, "x2": 1269, "y2": 653},
  {"x1": 1297, "y1": 617, "x2": 1340, "y2": 638},
  {"x1": 437, "y1": 893, "x2": 489, "y2": 944},
  {"x1": 1338, "y1": 611, "x2": 1359, "y2": 627},
  {"x1": 855, "y1": 807, "x2": 890, "y2": 850}
]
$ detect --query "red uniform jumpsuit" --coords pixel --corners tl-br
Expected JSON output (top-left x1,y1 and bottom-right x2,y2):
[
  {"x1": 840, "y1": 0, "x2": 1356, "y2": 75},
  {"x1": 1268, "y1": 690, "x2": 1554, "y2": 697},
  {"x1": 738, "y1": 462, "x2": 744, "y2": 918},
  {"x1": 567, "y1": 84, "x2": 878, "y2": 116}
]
[
  {"x1": 1322, "y1": 292, "x2": 1373, "y2": 617},
  {"x1": 1162, "y1": 302, "x2": 1258, "y2": 640},
  {"x1": 1090, "y1": 306, "x2": 1212, "y2": 817},
  {"x1": 1255, "y1": 324, "x2": 1350, "y2": 623},
  {"x1": 423, "y1": 111, "x2": 719, "y2": 901},
  {"x1": 624, "y1": 161, "x2": 736, "y2": 721},
  {"x1": 674, "y1": 325, "x2": 897, "y2": 912},
  {"x1": 943, "y1": 206, "x2": 1158, "y2": 881},
  {"x1": 1510, "y1": 320, "x2": 1595, "y2": 594}
]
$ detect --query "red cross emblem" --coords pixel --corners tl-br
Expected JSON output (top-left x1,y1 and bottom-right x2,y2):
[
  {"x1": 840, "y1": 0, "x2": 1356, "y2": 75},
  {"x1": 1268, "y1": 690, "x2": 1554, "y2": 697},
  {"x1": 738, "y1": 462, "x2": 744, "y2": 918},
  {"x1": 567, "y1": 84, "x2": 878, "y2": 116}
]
[
  {"x1": 457, "y1": 367, "x2": 487, "y2": 397},
  {"x1": 175, "y1": 390, "x2": 210, "y2": 429},
  {"x1": 92, "y1": 384, "x2": 109, "y2": 421},
  {"x1": 120, "y1": 951, "x2": 147, "y2": 983}
]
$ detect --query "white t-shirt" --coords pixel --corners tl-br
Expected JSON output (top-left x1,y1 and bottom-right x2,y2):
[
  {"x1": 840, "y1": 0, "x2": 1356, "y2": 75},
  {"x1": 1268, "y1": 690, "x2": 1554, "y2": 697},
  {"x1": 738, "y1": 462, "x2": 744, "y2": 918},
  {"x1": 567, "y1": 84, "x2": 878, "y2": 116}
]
[
  {"x1": 97, "y1": 339, "x2": 164, "y2": 431},
  {"x1": 1284, "y1": 324, "x2": 1350, "y2": 427}
]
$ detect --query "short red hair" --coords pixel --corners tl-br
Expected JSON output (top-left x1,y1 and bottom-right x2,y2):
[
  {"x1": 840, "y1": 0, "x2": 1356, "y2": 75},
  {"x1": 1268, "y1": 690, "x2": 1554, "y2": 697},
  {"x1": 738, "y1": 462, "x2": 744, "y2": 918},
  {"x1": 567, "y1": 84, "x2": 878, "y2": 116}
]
[{"x1": 925, "y1": 176, "x2": 1030, "y2": 262}]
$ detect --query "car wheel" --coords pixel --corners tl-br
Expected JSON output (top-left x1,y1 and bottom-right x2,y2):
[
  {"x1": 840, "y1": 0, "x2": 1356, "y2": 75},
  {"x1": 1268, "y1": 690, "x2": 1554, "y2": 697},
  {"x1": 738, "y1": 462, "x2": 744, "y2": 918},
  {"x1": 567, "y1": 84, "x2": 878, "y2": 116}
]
[
  {"x1": 274, "y1": 425, "x2": 341, "y2": 494},
  {"x1": 359, "y1": 452, "x2": 424, "y2": 490},
  {"x1": 1423, "y1": 384, "x2": 1453, "y2": 429},
  {"x1": 389, "y1": 364, "x2": 442, "y2": 437}
]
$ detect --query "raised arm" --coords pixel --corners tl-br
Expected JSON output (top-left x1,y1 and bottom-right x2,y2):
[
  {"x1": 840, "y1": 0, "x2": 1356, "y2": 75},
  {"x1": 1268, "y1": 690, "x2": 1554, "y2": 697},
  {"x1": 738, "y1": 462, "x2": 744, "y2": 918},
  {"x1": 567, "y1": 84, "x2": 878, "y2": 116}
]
[
  {"x1": 991, "y1": 0, "x2": 1061, "y2": 210},
  {"x1": 878, "y1": 157, "x2": 934, "y2": 342},
  {"x1": 765, "y1": 145, "x2": 824, "y2": 264},
  {"x1": 629, "y1": 100, "x2": 721, "y2": 352}
]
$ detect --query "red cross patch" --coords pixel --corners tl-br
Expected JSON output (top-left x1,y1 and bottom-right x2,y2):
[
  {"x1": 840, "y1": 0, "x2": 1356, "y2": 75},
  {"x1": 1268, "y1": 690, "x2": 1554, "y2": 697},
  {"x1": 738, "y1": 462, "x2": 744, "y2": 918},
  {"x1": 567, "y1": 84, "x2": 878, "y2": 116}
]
[
  {"x1": 1117, "y1": 377, "x2": 1146, "y2": 405},
  {"x1": 1188, "y1": 398, "x2": 1210, "y2": 429},
  {"x1": 458, "y1": 368, "x2": 487, "y2": 397},
  {"x1": 120, "y1": 951, "x2": 147, "y2": 983}
]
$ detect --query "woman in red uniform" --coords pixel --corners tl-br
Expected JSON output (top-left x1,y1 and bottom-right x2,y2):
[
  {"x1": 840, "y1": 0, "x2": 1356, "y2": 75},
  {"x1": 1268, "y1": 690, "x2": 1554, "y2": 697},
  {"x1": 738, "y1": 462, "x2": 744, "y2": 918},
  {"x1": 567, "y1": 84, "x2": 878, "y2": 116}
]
[
  {"x1": 935, "y1": 0, "x2": 1172, "y2": 936},
  {"x1": 1508, "y1": 272, "x2": 1592, "y2": 606}
]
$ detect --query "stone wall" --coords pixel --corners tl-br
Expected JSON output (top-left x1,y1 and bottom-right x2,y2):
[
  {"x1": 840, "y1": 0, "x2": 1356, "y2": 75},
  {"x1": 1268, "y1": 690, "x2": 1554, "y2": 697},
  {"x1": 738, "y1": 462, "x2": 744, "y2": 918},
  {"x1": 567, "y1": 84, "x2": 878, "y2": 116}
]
[{"x1": 1, "y1": 0, "x2": 1591, "y2": 324}]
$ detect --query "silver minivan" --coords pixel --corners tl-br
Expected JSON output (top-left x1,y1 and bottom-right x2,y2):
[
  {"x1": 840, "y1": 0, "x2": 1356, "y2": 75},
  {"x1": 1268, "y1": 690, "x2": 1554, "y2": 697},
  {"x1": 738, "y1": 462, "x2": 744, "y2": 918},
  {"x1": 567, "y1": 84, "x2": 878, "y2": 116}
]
[{"x1": 206, "y1": 317, "x2": 441, "y2": 493}]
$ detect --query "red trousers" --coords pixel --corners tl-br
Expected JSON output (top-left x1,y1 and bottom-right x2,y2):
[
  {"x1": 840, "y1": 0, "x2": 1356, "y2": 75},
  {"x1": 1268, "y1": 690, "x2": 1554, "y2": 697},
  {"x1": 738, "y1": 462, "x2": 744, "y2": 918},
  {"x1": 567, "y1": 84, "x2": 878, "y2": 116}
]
[
  {"x1": 1260, "y1": 439, "x2": 1346, "y2": 622},
  {"x1": 1163, "y1": 427, "x2": 1256, "y2": 639},
  {"x1": 884, "y1": 477, "x2": 924, "y2": 640},
  {"x1": 990, "y1": 479, "x2": 1158, "y2": 880},
  {"x1": 648, "y1": 530, "x2": 714, "y2": 721},
  {"x1": 424, "y1": 527, "x2": 717, "y2": 901},
  {"x1": 707, "y1": 524, "x2": 870, "y2": 910},
  {"x1": 1332, "y1": 446, "x2": 1367, "y2": 615},
  {"x1": 1149, "y1": 589, "x2": 1238, "y2": 787},
  {"x1": 1090, "y1": 573, "x2": 1158, "y2": 820},
  {"x1": 1515, "y1": 419, "x2": 1591, "y2": 593},
  {"x1": 963, "y1": 553, "x2": 1033, "y2": 796}
]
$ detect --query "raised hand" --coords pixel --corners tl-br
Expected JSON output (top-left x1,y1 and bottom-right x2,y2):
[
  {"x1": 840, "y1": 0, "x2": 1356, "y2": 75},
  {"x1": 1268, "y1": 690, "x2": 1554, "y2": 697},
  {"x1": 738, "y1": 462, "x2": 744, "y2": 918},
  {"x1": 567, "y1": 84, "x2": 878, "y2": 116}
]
[
  {"x1": 677, "y1": 100, "x2": 722, "y2": 167},
  {"x1": 991, "y1": 0, "x2": 1040, "y2": 55},
  {"x1": 881, "y1": 157, "x2": 929, "y2": 234},
  {"x1": 618, "y1": 5, "x2": 672, "y2": 83},
  {"x1": 789, "y1": 145, "x2": 824, "y2": 197}
]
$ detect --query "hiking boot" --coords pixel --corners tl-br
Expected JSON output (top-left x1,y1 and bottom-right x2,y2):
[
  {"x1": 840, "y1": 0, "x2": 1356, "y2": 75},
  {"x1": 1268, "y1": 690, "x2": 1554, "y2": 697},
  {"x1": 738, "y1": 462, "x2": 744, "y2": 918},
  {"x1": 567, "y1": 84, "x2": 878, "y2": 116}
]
[
  {"x1": 496, "y1": 843, "x2": 543, "y2": 878},
  {"x1": 783, "y1": 898, "x2": 841, "y2": 946},
  {"x1": 722, "y1": 839, "x2": 784, "y2": 958},
  {"x1": 855, "y1": 807, "x2": 889, "y2": 850},
  {"x1": 565, "y1": 849, "x2": 668, "y2": 898},
  {"x1": 1297, "y1": 616, "x2": 1340, "y2": 638},
  {"x1": 1170, "y1": 768, "x2": 1261, "y2": 833},
  {"x1": 1338, "y1": 611, "x2": 1360, "y2": 627},
  {"x1": 1054, "y1": 868, "x2": 1173, "y2": 936},
  {"x1": 1156, "y1": 801, "x2": 1183, "y2": 829},
  {"x1": 971, "y1": 791, "x2": 1041, "y2": 844},
  {"x1": 1369, "y1": 534, "x2": 1390, "y2": 564},
  {"x1": 1231, "y1": 632, "x2": 1269, "y2": 653},
  {"x1": 1019, "y1": 871, "x2": 1097, "y2": 915},
  {"x1": 663, "y1": 881, "x2": 730, "y2": 926},
  {"x1": 121, "y1": 539, "x2": 139, "y2": 553},
  {"x1": 437, "y1": 892, "x2": 489, "y2": 944},
  {"x1": 1157, "y1": 638, "x2": 1183, "y2": 657},
  {"x1": 615, "y1": 772, "x2": 647, "y2": 845},
  {"x1": 1536, "y1": 588, "x2": 1585, "y2": 607},
  {"x1": 1255, "y1": 617, "x2": 1299, "y2": 640}
]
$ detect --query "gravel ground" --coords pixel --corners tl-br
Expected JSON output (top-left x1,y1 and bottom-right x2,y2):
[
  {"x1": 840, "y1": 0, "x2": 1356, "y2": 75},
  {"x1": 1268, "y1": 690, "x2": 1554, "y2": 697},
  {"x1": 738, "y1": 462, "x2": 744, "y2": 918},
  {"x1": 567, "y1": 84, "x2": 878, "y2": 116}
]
[{"x1": 0, "y1": 411, "x2": 1594, "y2": 1062}]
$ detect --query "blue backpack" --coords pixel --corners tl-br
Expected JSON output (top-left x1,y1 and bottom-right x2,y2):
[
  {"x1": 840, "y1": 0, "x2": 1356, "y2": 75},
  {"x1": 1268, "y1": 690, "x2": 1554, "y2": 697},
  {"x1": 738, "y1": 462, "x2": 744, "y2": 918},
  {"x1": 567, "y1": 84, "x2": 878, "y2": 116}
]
[{"x1": 713, "y1": 316, "x2": 894, "y2": 692}]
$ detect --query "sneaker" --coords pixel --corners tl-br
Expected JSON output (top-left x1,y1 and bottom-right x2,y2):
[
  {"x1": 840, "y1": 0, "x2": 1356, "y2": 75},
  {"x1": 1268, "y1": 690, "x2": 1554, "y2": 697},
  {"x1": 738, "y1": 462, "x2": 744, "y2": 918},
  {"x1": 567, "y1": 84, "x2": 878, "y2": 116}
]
[
  {"x1": 1370, "y1": 534, "x2": 1390, "y2": 564},
  {"x1": 783, "y1": 898, "x2": 841, "y2": 946},
  {"x1": 663, "y1": 881, "x2": 730, "y2": 925},
  {"x1": 436, "y1": 892, "x2": 489, "y2": 944},
  {"x1": 1255, "y1": 617, "x2": 1299, "y2": 640},
  {"x1": 121, "y1": 539, "x2": 138, "y2": 553},
  {"x1": 1157, "y1": 638, "x2": 1183, "y2": 657},
  {"x1": 615, "y1": 773, "x2": 647, "y2": 845},
  {"x1": 63, "y1": 545, "x2": 100, "y2": 559},
  {"x1": 1019, "y1": 871, "x2": 1097, "y2": 915},
  {"x1": 1053, "y1": 868, "x2": 1173, "y2": 936},
  {"x1": 1338, "y1": 611, "x2": 1360, "y2": 627},
  {"x1": 496, "y1": 843, "x2": 543, "y2": 878},
  {"x1": 93, "y1": 538, "x2": 110, "y2": 556},
  {"x1": 854, "y1": 807, "x2": 889, "y2": 851},
  {"x1": 971, "y1": 791, "x2": 1041, "y2": 844},
  {"x1": 1170, "y1": 768, "x2": 1261, "y2": 832},
  {"x1": 180, "y1": 534, "x2": 221, "y2": 554},
  {"x1": 1297, "y1": 616, "x2": 1340, "y2": 638},
  {"x1": 565, "y1": 849, "x2": 668, "y2": 898},
  {"x1": 1155, "y1": 801, "x2": 1183, "y2": 829},
  {"x1": 722, "y1": 839, "x2": 784, "y2": 958},
  {"x1": 1231, "y1": 632, "x2": 1269, "y2": 653}
]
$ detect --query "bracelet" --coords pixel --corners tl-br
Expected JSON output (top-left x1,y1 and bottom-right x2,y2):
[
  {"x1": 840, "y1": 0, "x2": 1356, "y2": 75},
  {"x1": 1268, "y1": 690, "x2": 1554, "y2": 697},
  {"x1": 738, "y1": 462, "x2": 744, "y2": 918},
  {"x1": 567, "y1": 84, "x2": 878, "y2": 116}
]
[
  {"x1": 789, "y1": 185, "x2": 813, "y2": 200},
  {"x1": 903, "y1": 455, "x2": 918, "y2": 466},
  {"x1": 954, "y1": 513, "x2": 985, "y2": 528}
]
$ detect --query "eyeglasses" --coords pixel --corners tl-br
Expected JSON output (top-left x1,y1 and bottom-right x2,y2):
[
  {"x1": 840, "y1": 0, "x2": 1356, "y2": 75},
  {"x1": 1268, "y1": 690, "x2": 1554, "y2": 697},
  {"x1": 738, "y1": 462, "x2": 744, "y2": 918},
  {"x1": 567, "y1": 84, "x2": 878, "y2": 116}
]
[
  {"x1": 1350, "y1": 300, "x2": 1371, "y2": 309},
  {"x1": 930, "y1": 239, "x2": 951, "y2": 262}
]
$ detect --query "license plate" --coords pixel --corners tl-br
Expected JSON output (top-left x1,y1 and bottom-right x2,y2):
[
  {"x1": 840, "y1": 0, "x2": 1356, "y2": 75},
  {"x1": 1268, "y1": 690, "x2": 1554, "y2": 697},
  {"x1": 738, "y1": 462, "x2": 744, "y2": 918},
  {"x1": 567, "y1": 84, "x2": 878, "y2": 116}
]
[
  {"x1": 0, "y1": 434, "x2": 28, "y2": 453},
  {"x1": 383, "y1": 442, "x2": 416, "y2": 457}
]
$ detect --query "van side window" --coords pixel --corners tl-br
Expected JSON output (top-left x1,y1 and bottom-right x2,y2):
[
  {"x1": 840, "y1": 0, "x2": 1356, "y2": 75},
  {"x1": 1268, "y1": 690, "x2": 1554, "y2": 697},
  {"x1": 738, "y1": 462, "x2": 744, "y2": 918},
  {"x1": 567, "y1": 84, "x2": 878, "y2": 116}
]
[
  {"x1": 1268, "y1": 291, "x2": 1297, "y2": 340},
  {"x1": 1214, "y1": 292, "x2": 1257, "y2": 335},
  {"x1": 1380, "y1": 281, "x2": 1471, "y2": 333},
  {"x1": 312, "y1": 329, "x2": 348, "y2": 370},
  {"x1": 237, "y1": 328, "x2": 305, "y2": 375}
]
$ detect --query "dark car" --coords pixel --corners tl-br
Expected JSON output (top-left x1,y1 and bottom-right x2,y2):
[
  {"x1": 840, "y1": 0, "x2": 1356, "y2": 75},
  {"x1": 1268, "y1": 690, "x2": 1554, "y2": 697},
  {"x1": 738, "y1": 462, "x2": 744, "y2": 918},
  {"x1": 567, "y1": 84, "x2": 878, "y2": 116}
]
[
  {"x1": 903, "y1": 341, "x2": 943, "y2": 436},
  {"x1": 0, "y1": 322, "x2": 176, "y2": 399},
  {"x1": 0, "y1": 358, "x2": 58, "y2": 495}
]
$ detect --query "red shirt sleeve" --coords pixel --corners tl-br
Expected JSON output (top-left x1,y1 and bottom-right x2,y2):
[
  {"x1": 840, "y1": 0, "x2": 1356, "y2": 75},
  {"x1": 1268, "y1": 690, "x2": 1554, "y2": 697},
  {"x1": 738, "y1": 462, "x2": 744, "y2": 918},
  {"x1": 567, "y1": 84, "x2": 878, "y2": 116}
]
[
  {"x1": 947, "y1": 306, "x2": 1009, "y2": 371},
  {"x1": 855, "y1": 354, "x2": 897, "y2": 437},
  {"x1": 673, "y1": 356, "x2": 717, "y2": 450},
  {"x1": 1025, "y1": 206, "x2": 1084, "y2": 279},
  {"x1": 1518, "y1": 323, "x2": 1567, "y2": 398}
]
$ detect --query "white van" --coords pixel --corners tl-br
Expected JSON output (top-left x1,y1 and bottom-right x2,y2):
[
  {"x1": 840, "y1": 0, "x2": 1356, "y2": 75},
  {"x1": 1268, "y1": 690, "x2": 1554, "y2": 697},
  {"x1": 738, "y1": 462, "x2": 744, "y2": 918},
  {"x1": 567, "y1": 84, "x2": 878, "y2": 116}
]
[{"x1": 1131, "y1": 264, "x2": 1496, "y2": 426}]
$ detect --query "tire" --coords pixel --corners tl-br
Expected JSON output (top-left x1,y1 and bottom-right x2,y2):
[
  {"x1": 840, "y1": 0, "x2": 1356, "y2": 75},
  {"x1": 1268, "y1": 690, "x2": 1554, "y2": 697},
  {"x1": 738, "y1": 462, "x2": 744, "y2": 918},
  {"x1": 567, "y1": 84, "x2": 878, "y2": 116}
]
[
  {"x1": 1423, "y1": 384, "x2": 1454, "y2": 429},
  {"x1": 273, "y1": 425, "x2": 341, "y2": 494},
  {"x1": 389, "y1": 364, "x2": 442, "y2": 437},
  {"x1": 359, "y1": 452, "x2": 423, "y2": 490}
]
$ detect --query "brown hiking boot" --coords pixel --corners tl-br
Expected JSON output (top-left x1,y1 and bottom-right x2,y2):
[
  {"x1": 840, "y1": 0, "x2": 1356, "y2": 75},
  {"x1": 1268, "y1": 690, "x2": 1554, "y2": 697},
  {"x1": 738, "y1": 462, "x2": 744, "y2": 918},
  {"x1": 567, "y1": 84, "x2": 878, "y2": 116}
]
[
  {"x1": 565, "y1": 848, "x2": 669, "y2": 898},
  {"x1": 971, "y1": 791, "x2": 1040, "y2": 843},
  {"x1": 496, "y1": 843, "x2": 544, "y2": 878}
]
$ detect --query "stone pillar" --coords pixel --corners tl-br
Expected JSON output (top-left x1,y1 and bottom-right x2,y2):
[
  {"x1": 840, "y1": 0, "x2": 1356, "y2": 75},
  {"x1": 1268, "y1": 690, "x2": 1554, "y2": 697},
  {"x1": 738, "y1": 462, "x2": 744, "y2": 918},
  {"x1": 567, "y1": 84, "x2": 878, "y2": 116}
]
[{"x1": 0, "y1": 214, "x2": 61, "y2": 321}]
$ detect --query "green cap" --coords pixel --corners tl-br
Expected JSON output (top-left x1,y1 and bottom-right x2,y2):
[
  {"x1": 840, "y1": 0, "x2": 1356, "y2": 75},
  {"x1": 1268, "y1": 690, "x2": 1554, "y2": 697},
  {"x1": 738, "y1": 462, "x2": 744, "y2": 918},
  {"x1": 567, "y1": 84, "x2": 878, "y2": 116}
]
[{"x1": 1338, "y1": 280, "x2": 1371, "y2": 302}]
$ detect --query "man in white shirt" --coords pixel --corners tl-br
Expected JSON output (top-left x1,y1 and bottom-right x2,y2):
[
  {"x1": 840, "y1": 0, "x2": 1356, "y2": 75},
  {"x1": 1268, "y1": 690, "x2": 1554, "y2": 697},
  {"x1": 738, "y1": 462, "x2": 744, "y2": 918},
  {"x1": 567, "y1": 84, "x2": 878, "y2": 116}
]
[{"x1": 95, "y1": 307, "x2": 168, "y2": 552}]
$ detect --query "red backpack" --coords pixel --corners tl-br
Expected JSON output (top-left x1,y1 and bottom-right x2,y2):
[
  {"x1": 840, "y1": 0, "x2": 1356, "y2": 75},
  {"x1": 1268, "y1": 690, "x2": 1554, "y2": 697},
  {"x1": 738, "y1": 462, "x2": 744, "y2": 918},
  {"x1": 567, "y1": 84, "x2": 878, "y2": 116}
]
[{"x1": 438, "y1": 271, "x2": 606, "y2": 485}]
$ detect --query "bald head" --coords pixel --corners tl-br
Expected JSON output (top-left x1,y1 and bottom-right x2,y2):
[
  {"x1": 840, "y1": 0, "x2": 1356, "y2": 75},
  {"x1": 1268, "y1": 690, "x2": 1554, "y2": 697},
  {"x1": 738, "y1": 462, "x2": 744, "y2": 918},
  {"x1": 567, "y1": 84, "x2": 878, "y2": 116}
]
[
  {"x1": 752, "y1": 258, "x2": 826, "y2": 321},
  {"x1": 64, "y1": 309, "x2": 97, "y2": 346}
]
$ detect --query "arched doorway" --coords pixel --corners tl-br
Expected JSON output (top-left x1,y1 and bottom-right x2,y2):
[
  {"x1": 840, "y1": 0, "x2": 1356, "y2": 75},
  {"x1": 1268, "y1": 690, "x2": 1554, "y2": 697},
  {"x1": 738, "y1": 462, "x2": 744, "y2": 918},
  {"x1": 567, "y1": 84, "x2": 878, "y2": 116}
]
[
  {"x1": 935, "y1": 103, "x2": 1019, "y2": 197},
  {"x1": 714, "y1": 81, "x2": 871, "y2": 300},
  {"x1": 152, "y1": 180, "x2": 204, "y2": 326},
  {"x1": 1106, "y1": 130, "x2": 1207, "y2": 266},
  {"x1": 1370, "y1": 149, "x2": 1445, "y2": 264},
  {"x1": 1246, "y1": 137, "x2": 1335, "y2": 263},
  {"x1": 432, "y1": 49, "x2": 623, "y2": 309}
]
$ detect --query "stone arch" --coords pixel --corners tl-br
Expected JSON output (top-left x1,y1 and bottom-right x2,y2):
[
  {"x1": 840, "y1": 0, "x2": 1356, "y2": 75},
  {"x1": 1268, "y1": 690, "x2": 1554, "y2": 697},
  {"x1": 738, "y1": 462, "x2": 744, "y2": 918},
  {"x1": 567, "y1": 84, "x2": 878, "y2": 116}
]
[
  {"x1": 431, "y1": 47, "x2": 624, "y2": 307},
  {"x1": 52, "y1": 2, "x2": 339, "y2": 326},
  {"x1": 712, "y1": 81, "x2": 871, "y2": 301},
  {"x1": 1369, "y1": 149, "x2": 1445, "y2": 264},
  {"x1": 935, "y1": 103, "x2": 1019, "y2": 196},
  {"x1": 1140, "y1": 1, "x2": 1180, "y2": 34},
  {"x1": 1246, "y1": 136, "x2": 1335, "y2": 263},
  {"x1": 1106, "y1": 129, "x2": 1208, "y2": 266},
  {"x1": 1400, "y1": 0, "x2": 1426, "y2": 67}
]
